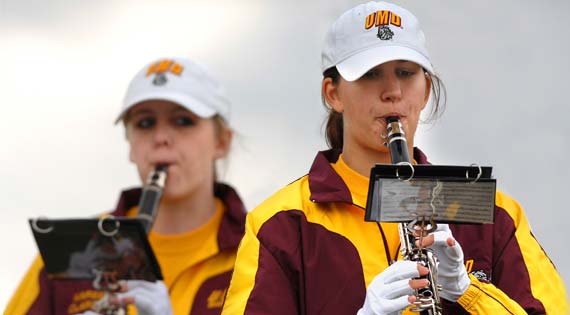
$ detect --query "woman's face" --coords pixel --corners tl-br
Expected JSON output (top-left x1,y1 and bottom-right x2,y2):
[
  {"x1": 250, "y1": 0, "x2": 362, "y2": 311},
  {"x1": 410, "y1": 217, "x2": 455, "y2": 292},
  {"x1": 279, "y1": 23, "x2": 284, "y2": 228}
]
[
  {"x1": 124, "y1": 100, "x2": 231, "y2": 201},
  {"x1": 324, "y1": 60, "x2": 431, "y2": 154}
]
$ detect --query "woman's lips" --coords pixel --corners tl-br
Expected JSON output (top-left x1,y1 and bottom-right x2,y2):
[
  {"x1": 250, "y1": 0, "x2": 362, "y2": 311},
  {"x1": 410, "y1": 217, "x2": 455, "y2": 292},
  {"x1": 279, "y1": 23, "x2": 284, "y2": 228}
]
[{"x1": 379, "y1": 112, "x2": 404, "y2": 120}]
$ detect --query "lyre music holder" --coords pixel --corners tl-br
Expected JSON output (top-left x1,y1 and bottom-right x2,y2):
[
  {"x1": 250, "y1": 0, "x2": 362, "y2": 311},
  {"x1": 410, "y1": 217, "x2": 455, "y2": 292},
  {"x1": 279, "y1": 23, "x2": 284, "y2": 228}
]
[
  {"x1": 29, "y1": 217, "x2": 162, "y2": 282},
  {"x1": 365, "y1": 164, "x2": 496, "y2": 224}
]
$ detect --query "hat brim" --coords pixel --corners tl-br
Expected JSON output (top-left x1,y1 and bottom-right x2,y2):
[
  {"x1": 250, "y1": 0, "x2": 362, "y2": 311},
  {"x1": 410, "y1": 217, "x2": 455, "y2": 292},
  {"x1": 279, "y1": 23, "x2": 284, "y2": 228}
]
[
  {"x1": 115, "y1": 91, "x2": 217, "y2": 124},
  {"x1": 336, "y1": 45, "x2": 434, "y2": 82}
]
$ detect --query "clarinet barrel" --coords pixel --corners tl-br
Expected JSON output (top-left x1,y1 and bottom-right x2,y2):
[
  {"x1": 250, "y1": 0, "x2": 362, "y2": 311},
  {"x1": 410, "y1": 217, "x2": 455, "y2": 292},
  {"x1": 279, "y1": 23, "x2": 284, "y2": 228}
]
[
  {"x1": 137, "y1": 165, "x2": 168, "y2": 234},
  {"x1": 386, "y1": 116, "x2": 411, "y2": 164}
]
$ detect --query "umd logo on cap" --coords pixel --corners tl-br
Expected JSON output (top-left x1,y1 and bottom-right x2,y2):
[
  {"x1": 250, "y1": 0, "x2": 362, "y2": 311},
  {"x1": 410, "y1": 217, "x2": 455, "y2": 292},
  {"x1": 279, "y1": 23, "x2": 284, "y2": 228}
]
[
  {"x1": 364, "y1": 10, "x2": 402, "y2": 29},
  {"x1": 145, "y1": 59, "x2": 185, "y2": 86},
  {"x1": 146, "y1": 59, "x2": 184, "y2": 77}
]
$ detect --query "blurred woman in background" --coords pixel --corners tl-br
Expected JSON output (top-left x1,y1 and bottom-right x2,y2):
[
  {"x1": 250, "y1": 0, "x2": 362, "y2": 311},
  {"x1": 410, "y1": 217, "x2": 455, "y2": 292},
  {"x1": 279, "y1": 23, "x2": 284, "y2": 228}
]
[{"x1": 5, "y1": 57, "x2": 247, "y2": 315}]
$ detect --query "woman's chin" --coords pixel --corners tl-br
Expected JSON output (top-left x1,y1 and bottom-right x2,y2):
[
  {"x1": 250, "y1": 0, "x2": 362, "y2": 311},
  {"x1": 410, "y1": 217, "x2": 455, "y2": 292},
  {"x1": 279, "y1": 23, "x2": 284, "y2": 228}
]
[{"x1": 160, "y1": 188, "x2": 187, "y2": 203}]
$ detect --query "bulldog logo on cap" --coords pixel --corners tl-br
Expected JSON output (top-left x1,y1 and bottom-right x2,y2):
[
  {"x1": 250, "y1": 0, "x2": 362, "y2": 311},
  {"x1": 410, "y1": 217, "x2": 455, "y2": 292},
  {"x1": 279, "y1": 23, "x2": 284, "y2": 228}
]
[
  {"x1": 377, "y1": 26, "x2": 394, "y2": 40},
  {"x1": 152, "y1": 73, "x2": 168, "y2": 86}
]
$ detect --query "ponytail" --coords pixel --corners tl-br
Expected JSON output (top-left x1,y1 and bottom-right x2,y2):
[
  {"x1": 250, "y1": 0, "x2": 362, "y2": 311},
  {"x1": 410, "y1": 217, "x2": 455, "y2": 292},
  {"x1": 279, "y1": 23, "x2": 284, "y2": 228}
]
[{"x1": 322, "y1": 67, "x2": 343, "y2": 150}]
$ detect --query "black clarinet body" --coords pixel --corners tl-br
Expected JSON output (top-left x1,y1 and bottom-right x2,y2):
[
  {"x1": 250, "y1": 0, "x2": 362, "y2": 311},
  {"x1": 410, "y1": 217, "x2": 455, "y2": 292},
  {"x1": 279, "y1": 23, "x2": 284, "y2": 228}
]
[
  {"x1": 385, "y1": 117, "x2": 442, "y2": 315},
  {"x1": 137, "y1": 165, "x2": 168, "y2": 234},
  {"x1": 386, "y1": 116, "x2": 411, "y2": 164}
]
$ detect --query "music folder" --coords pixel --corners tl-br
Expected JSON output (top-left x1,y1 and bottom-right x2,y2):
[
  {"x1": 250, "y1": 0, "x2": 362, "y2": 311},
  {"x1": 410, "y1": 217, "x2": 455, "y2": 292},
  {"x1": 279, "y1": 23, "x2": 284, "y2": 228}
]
[
  {"x1": 365, "y1": 164, "x2": 496, "y2": 224},
  {"x1": 29, "y1": 217, "x2": 162, "y2": 282}
]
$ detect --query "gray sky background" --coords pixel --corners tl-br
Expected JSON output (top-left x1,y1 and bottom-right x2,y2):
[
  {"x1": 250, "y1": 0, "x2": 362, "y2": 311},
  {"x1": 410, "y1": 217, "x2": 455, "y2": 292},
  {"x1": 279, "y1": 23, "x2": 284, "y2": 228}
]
[{"x1": 1, "y1": 0, "x2": 569, "y2": 309}]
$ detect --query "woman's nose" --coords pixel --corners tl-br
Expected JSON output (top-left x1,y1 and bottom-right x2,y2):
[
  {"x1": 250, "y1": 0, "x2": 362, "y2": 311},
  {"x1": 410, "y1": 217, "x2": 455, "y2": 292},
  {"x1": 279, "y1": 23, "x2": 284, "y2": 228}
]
[
  {"x1": 152, "y1": 123, "x2": 173, "y2": 147},
  {"x1": 380, "y1": 75, "x2": 402, "y2": 102}
]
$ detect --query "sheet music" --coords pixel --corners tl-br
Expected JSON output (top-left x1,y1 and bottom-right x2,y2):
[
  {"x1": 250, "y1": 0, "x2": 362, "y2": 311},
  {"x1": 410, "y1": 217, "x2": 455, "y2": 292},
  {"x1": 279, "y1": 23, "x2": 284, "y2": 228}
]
[{"x1": 375, "y1": 178, "x2": 495, "y2": 224}]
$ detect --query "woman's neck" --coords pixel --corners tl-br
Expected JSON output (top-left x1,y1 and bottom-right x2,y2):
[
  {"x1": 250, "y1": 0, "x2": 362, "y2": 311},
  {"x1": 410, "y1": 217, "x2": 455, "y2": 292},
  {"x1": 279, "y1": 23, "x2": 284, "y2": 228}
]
[
  {"x1": 342, "y1": 142, "x2": 414, "y2": 177},
  {"x1": 151, "y1": 186, "x2": 217, "y2": 235}
]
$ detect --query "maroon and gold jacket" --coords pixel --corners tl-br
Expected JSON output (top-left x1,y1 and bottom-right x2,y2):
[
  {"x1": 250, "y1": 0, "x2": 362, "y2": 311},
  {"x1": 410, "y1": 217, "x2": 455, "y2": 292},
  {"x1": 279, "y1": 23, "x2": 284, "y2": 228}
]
[
  {"x1": 222, "y1": 149, "x2": 566, "y2": 315},
  {"x1": 5, "y1": 183, "x2": 246, "y2": 315}
]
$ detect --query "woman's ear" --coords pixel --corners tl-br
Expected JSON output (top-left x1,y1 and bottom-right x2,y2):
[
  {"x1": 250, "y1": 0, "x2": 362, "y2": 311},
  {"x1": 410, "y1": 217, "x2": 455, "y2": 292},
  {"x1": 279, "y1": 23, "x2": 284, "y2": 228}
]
[
  {"x1": 322, "y1": 77, "x2": 344, "y2": 113},
  {"x1": 214, "y1": 126, "x2": 233, "y2": 160}
]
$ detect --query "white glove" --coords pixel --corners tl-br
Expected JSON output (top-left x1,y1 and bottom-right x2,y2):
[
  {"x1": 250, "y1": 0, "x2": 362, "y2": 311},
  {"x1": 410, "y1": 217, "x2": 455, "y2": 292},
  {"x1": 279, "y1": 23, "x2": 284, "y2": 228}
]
[
  {"x1": 357, "y1": 260, "x2": 424, "y2": 315},
  {"x1": 428, "y1": 224, "x2": 470, "y2": 301},
  {"x1": 114, "y1": 280, "x2": 173, "y2": 315}
]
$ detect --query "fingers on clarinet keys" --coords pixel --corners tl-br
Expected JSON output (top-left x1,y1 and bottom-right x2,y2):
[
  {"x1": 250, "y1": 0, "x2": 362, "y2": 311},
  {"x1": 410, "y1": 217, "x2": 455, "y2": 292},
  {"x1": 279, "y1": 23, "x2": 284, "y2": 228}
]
[
  {"x1": 112, "y1": 280, "x2": 173, "y2": 315},
  {"x1": 425, "y1": 224, "x2": 470, "y2": 302},
  {"x1": 357, "y1": 261, "x2": 430, "y2": 315}
]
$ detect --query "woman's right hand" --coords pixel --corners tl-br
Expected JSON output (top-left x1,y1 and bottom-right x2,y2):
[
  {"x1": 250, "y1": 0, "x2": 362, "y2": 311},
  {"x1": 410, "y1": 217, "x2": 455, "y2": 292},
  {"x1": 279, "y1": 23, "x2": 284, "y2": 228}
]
[
  {"x1": 357, "y1": 260, "x2": 429, "y2": 315},
  {"x1": 113, "y1": 280, "x2": 173, "y2": 315},
  {"x1": 75, "y1": 280, "x2": 172, "y2": 315}
]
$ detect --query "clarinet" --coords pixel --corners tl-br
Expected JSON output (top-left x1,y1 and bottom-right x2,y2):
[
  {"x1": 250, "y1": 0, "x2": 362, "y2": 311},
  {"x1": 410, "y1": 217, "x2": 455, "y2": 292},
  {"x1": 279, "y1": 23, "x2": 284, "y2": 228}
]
[
  {"x1": 92, "y1": 165, "x2": 168, "y2": 314},
  {"x1": 385, "y1": 117, "x2": 442, "y2": 315},
  {"x1": 137, "y1": 165, "x2": 168, "y2": 234}
]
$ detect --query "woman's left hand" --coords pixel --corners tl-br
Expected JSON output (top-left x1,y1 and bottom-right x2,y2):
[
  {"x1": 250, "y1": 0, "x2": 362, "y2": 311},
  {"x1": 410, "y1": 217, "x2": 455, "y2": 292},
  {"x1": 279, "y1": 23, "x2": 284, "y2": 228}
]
[
  {"x1": 113, "y1": 280, "x2": 173, "y2": 315},
  {"x1": 75, "y1": 280, "x2": 172, "y2": 315},
  {"x1": 418, "y1": 224, "x2": 471, "y2": 302}
]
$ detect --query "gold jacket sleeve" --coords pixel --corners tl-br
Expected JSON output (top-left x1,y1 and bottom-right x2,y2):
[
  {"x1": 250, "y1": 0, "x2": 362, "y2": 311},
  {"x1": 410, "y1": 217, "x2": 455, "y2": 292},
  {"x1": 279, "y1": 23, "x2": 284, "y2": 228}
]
[
  {"x1": 222, "y1": 213, "x2": 261, "y2": 314},
  {"x1": 4, "y1": 256, "x2": 44, "y2": 314}
]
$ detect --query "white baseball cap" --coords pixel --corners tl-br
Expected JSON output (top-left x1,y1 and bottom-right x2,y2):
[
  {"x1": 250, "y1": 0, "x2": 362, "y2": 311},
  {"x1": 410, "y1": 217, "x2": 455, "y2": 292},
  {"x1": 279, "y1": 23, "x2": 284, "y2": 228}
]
[
  {"x1": 116, "y1": 57, "x2": 230, "y2": 124},
  {"x1": 321, "y1": 1, "x2": 434, "y2": 82}
]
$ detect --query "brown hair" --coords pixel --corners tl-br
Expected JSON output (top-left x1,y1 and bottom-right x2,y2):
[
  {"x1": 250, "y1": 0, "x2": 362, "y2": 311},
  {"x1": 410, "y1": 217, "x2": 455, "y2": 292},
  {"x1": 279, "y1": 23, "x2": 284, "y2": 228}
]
[
  {"x1": 321, "y1": 66, "x2": 447, "y2": 150},
  {"x1": 212, "y1": 114, "x2": 229, "y2": 138}
]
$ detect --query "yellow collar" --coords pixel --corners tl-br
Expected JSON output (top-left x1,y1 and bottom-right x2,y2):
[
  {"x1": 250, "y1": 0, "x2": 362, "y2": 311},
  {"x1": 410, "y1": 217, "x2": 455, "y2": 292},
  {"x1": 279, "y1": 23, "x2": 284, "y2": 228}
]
[{"x1": 331, "y1": 154, "x2": 370, "y2": 208}]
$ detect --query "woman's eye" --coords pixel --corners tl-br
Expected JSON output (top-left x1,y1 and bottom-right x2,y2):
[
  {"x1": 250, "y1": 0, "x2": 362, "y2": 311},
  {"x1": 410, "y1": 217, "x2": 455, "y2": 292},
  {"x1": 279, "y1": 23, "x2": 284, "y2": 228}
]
[
  {"x1": 396, "y1": 68, "x2": 416, "y2": 77},
  {"x1": 363, "y1": 69, "x2": 381, "y2": 79},
  {"x1": 135, "y1": 117, "x2": 156, "y2": 129},
  {"x1": 174, "y1": 116, "x2": 195, "y2": 126}
]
